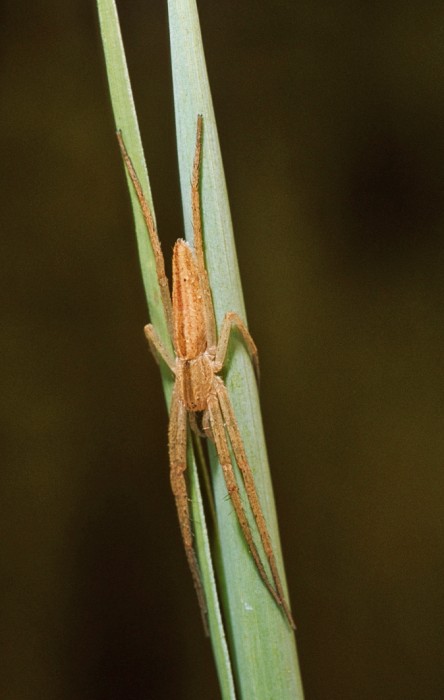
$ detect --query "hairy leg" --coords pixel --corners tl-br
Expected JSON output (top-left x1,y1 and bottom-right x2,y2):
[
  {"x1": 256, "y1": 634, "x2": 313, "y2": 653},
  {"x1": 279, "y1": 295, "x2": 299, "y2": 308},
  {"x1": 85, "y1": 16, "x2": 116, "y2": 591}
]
[
  {"x1": 215, "y1": 378, "x2": 295, "y2": 629},
  {"x1": 169, "y1": 387, "x2": 208, "y2": 633},
  {"x1": 190, "y1": 115, "x2": 217, "y2": 353},
  {"x1": 117, "y1": 131, "x2": 174, "y2": 337},
  {"x1": 144, "y1": 324, "x2": 175, "y2": 372},
  {"x1": 207, "y1": 392, "x2": 283, "y2": 611},
  {"x1": 214, "y1": 311, "x2": 259, "y2": 382}
]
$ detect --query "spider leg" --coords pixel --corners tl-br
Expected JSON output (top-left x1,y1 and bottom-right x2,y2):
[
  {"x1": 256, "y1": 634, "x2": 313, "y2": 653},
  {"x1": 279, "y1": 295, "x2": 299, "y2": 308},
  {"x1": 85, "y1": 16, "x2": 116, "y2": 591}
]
[
  {"x1": 215, "y1": 377, "x2": 295, "y2": 629},
  {"x1": 191, "y1": 115, "x2": 217, "y2": 354},
  {"x1": 207, "y1": 391, "x2": 284, "y2": 612},
  {"x1": 169, "y1": 386, "x2": 209, "y2": 634},
  {"x1": 214, "y1": 311, "x2": 260, "y2": 383},
  {"x1": 144, "y1": 324, "x2": 175, "y2": 373},
  {"x1": 116, "y1": 131, "x2": 174, "y2": 338},
  {"x1": 201, "y1": 409, "x2": 214, "y2": 443}
]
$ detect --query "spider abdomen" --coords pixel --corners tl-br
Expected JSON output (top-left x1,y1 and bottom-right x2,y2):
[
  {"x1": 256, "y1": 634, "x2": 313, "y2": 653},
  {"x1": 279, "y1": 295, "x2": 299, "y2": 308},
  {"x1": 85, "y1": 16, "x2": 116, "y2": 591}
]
[{"x1": 172, "y1": 239, "x2": 207, "y2": 359}]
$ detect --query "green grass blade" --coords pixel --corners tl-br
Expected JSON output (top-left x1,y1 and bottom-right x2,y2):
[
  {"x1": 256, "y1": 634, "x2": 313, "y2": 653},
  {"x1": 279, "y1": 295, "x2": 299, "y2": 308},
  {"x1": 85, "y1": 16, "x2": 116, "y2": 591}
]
[
  {"x1": 168, "y1": 1, "x2": 305, "y2": 697},
  {"x1": 97, "y1": 0, "x2": 170, "y2": 356},
  {"x1": 97, "y1": 2, "x2": 236, "y2": 698}
]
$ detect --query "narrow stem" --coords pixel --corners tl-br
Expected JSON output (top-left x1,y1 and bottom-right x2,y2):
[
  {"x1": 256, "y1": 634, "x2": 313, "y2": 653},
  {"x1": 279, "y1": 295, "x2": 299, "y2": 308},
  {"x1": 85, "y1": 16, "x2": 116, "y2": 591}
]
[
  {"x1": 97, "y1": 2, "x2": 236, "y2": 698},
  {"x1": 168, "y1": 0, "x2": 304, "y2": 697}
]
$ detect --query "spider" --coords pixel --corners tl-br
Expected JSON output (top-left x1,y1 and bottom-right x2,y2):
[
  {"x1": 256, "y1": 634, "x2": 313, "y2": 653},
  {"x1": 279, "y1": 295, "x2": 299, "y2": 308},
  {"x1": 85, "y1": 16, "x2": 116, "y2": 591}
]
[{"x1": 117, "y1": 116, "x2": 295, "y2": 631}]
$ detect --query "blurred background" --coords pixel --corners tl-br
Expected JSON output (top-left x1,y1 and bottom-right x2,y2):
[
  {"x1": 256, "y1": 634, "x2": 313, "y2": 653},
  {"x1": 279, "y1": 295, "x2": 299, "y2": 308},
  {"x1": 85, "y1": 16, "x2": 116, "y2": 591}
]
[{"x1": 1, "y1": 1, "x2": 444, "y2": 698}]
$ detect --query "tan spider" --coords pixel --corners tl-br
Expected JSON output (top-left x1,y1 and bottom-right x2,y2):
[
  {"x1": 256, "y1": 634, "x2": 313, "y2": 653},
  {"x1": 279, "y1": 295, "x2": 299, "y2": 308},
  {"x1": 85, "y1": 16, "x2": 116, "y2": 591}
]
[{"x1": 117, "y1": 116, "x2": 295, "y2": 631}]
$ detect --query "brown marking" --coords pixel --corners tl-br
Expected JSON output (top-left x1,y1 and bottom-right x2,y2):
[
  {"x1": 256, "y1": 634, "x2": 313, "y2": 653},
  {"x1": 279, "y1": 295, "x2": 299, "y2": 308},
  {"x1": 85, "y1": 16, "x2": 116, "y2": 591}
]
[{"x1": 172, "y1": 240, "x2": 207, "y2": 359}]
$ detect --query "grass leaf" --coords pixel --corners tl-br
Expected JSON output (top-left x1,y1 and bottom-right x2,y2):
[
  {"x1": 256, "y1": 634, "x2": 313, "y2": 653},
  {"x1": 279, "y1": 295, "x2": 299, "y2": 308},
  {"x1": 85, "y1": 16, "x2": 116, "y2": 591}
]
[
  {"x1": 97, "y1": 2, "x2": 236, "y2": 698},
  {"x1": 168, "y1": 0, "x2": 305, "y2": 697}
]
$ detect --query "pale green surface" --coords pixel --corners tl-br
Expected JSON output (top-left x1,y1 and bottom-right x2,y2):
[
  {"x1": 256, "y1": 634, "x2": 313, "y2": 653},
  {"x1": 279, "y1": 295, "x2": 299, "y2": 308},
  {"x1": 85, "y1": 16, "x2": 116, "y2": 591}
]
[
  {"x1": 168, "y1": 0, "x2": 305, "y2": 698},
  {"x1": 97, "y1": 2, "x2": 236, "y2": 699}
]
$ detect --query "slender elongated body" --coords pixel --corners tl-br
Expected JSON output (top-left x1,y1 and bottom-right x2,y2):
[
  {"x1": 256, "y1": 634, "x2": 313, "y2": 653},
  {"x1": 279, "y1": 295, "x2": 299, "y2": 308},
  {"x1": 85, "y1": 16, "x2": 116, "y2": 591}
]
[{"x1": 117, "y1": 116, "x2": 295, "y2": 631}]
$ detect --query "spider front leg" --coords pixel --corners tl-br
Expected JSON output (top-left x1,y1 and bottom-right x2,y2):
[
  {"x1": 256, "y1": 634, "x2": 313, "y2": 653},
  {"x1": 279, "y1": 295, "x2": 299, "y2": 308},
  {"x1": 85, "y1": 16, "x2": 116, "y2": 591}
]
[
  {"x1": 214, "y1": 377, "x2": 296, "y2": 629},
  {"x1": 206, "y1": 390, "x2": 284, "y2": 614},
  {"x1": 168, "y1": 386, "x2": 209, "y2": 634}
]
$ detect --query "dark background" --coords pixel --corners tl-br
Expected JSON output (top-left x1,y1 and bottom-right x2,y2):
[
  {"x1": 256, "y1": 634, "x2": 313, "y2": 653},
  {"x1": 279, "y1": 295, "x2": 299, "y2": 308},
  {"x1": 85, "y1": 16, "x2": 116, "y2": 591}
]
[{"x1": 2, "y1": 1, "x2": 444, "y2": 698}]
